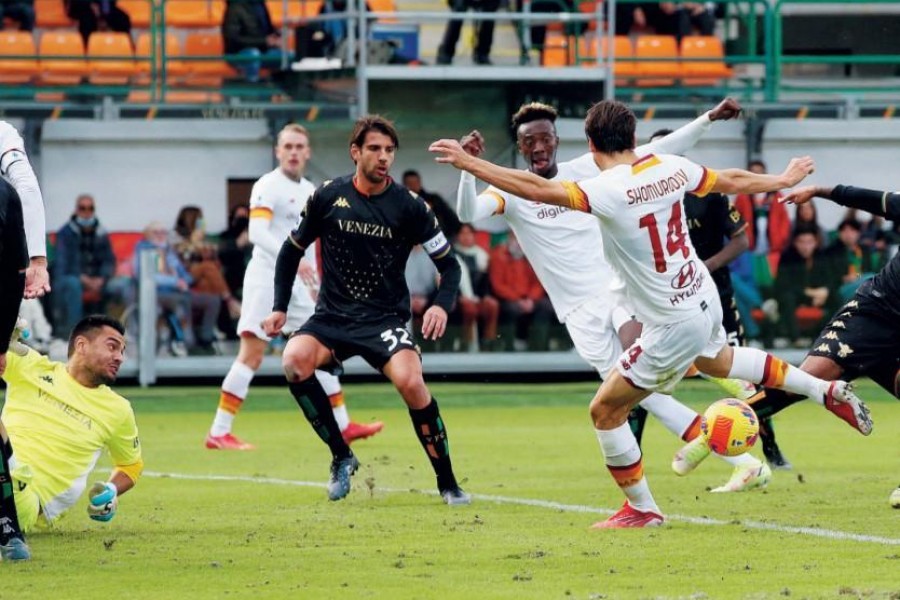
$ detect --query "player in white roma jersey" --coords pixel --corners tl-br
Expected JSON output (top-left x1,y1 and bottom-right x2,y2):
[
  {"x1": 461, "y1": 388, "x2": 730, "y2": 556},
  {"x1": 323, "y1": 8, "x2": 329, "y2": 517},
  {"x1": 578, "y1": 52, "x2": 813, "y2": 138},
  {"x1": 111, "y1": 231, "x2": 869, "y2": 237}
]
[
  {"x1": 455, "y1": 100, "x2": 770, "y2": 493},
  {"x1": 431, "y1": 99, "x2": 870, "y2": 529},
  {"x1": 206, "y1": 124, "x2": 383, "y2": 450}
]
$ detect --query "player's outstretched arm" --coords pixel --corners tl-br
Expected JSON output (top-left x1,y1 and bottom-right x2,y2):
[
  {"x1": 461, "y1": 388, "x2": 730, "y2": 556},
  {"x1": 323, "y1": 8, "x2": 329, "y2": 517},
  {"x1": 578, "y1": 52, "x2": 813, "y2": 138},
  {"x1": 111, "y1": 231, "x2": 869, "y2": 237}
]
[
  {"x1": 783, "y1": 184, "x2": 900, "y2": 220},
  {"x1": 712, "y1": 156, "x2": 815, "y2": 195},
  {"x1": 430, "y1": 139, "x2": 570, "y2": 207},
  {"x1": 455, "y1": 130, "x2": 502, "y2": 222},
  {"x1": 640, "y1": 98, "x2": 742, "y2": 157}
]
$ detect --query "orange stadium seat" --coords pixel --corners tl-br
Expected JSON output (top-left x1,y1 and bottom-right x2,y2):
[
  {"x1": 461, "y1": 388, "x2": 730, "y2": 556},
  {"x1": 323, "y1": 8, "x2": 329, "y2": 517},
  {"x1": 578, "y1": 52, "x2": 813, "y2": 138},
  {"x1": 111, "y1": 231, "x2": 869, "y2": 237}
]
[
  {"x1": 576, "y1": 35, "x2": 635, "y2": 83},
  {"x1": 87, "y1": 32, "x2": 136, "y2": 85},
  {"x1": 680, "y1": 35, "x2": 733, "y2": 85},
  {"x1": 541, "y1": 29, "x2": 571, "y2": 67},
  {"x1": 0, "y1": 31, "x2": 39, "y2": 84},
  {"x1": 577, "y1": 0, "x2": 600, "y2": 31},
  {"x1": 183, "y1": 32, "x2": 237, "y2": 86},
  {"x1": 118, "y1": 0, "x2": 155, "y2": 28},
  {"x1": 135, "y1": 31, "x2": 188, "y2": 83},
  {"x1": 165, "y1": 0, "x2": 215, "y2": 27},
  {"x1": 209, "y1": 0, "x2": 226, "y2": 23},
  {"x1": 368, "y1": 0, "x2": 397, "y2": 22},
  {"x1": 634, "y1": 34, "x2": 680, "y2": 86},
  {"x1": 35, "y1": 0, "x2": 73, "y2": 27},
  {"x1": 39, "y1": 31, "x2": 88, "y2": 85}
]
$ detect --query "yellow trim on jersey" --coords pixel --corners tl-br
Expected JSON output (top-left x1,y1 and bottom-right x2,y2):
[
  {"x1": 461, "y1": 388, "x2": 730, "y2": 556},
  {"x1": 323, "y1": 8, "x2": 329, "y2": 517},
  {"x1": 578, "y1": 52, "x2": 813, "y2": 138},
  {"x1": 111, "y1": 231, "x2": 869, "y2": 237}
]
[
  {"x1": 250, "y1": 207, "x2": 273, "y2": 220},
  {"x1": 631, "y1": 154, "x2": 662, "y2": 175},
  {"x1": 114, "y1": 459, "x2": 144, "y2": 484},
  {"x1": 484, "y1": 190, "x2": 506, "y2": 215},
  {"x1": 692, "y1": 168, "x2": 718, "y2": 197},
  {"x1": 560, "y1": 181, "x2": 590, "y2": 212},
  {"x1": 288, "y1": 234, "x2": 304, "y2": 250}
]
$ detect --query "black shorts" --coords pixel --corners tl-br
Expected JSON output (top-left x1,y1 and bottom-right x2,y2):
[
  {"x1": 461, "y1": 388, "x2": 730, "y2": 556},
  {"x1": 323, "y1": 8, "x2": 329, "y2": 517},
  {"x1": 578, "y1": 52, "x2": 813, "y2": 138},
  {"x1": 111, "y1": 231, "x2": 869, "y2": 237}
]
[
  {"x1": 807, "y1": 279, "x2": 900, "y2": 380},
  {"x1": 295, "y1": 314, "x2": 420, "y2": 374},
  {"x1": 719, "y1": 293, "x2": 745, "y2": 348}
]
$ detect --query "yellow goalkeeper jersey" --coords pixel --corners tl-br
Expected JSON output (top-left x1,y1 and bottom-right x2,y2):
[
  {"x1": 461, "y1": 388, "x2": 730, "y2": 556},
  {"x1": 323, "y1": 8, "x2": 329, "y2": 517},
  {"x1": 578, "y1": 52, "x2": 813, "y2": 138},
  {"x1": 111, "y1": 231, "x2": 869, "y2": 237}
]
[{"x1": 1, "y1": 348, "x2": 141, "y2": 523}]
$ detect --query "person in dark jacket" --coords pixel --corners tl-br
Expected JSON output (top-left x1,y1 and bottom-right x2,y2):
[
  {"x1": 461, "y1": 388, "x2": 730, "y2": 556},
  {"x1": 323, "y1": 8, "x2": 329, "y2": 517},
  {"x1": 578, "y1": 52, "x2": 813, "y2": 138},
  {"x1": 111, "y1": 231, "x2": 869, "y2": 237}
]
[
  {"x1": 67, "y1": 0, "x2": 131, "y2": 45},
  {"x1": 222, "y1": 0, "x2": 286, "y2": 82},
  {"x1": 52, "y1": 194, "x2": 116, "y2": 339}
]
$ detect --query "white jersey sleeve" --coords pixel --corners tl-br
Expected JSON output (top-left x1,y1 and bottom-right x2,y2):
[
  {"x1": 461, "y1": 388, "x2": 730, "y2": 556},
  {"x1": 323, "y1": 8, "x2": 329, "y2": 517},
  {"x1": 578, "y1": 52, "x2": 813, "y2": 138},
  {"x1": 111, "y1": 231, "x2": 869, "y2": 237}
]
[
  {"x1": 636, "y1": 113, "x2": 712, "y2": 157},
  {"x1": 0, "y1": 121, "x2": 47, "y2": 258},
  {"x1": 248, "y1": 175, "x2": 287, "y2": 258},
  {"x1": 456, "y1": 171, "x2": 503, "y2": 222}
]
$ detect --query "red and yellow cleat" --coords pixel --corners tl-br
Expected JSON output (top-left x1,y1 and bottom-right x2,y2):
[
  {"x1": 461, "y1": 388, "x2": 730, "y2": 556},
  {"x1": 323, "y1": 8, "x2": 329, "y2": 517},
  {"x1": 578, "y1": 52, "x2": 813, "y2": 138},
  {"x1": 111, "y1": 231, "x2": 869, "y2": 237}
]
[
  {"x1": 205, "y1": 432, "x2": 256, "y2": 450},
  {"x1": 342, "y1": 421, "x2": 385, "y2": 444},
  {"x1": 824, "y1": 381, "x2": 873, "y2": 436},
  {"x1": 591, "y1": 502, "x2": 664, "y2": 529}
]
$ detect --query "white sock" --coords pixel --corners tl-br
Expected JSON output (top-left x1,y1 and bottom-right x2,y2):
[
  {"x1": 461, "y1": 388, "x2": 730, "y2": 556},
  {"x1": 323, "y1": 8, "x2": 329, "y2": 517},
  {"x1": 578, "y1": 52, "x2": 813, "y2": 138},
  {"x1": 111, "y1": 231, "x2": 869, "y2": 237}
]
[
  {"x1": 596, "y1": 422, "x2": 660, "y2": 513},
  {"x1": 332, "y1": 403, "x2": 350, "y2": 431},
  {"x1": 728, "y1": 347, "x2": 826, "y2": 404},
  {"x1": 639, "y1": 393, "x2": 698, "y2": 439},
  {"x1": 211, "y1": 361, "x2": 255, "y2": 436},
  {"x1": 315, "y1": 370, "x2": 349, "y2": 430}
]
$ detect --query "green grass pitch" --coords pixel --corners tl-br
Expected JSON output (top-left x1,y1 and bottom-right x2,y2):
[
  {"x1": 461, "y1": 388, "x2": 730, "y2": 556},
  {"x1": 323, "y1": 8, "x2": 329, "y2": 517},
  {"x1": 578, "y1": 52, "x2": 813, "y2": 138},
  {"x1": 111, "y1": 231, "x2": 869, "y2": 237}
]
[{"x1": 5, "y1": 379, "x2": 899, "y2": 599}]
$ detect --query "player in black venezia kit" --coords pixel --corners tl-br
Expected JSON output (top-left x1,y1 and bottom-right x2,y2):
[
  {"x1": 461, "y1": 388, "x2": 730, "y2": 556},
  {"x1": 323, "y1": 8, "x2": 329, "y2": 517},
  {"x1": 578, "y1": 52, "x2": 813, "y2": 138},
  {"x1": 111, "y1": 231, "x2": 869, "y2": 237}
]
[{"x1": 262, "y1": 115, "x2": 470, "y2": 505}]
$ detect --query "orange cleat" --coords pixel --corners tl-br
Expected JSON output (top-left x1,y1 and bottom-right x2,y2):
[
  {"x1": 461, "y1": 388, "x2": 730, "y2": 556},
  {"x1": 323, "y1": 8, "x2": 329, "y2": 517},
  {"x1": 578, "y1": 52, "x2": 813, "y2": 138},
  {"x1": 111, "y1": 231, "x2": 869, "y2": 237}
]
[
  {"x1": 824, "y1": 381, "x2": 873, "y2": 436},
  {"x1": 205, "y1": 432, "x2": 256, "y2": 450},
  {"x1": 341, "y1": 421, "x2": 385, "y2": 444},
  {"x1": 591, "y1": 502, "x2": 664, "y2": 529}
]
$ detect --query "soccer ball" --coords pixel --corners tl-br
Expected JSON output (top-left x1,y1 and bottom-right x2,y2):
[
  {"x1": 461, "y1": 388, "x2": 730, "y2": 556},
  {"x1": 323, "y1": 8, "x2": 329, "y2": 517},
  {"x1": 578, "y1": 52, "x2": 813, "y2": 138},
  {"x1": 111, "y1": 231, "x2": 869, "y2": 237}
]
[{"x1": 701, "y1": 398, "x2": 760, "y2": 456}]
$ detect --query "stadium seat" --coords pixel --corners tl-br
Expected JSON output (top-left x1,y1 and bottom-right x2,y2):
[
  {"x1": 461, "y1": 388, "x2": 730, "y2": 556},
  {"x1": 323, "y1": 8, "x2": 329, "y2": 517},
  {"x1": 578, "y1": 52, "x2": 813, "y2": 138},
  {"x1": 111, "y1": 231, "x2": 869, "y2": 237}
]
[
  {"x1": 87, "y1": 32, "x2": 137, "y2": 85},
  {"x1": 135, "y1": 31, "x2": 188, "y2": 83},
  {"x1": 165, "y1": 0, "x2": 216, "y2": 27},
  {"x1": 576, "y1": 0, "x2": 600, "y2": 31},
  {"x1": 575, "y1": 35, "x2": 636, "y2": 83},
  {"x1": 0, "y1": 31, "x2": 39, "y2": 84},
  {"x1": 368, "y1": 0, "x2": 397, "y2": 22},
  {"x1": 209, "y1": 0, "x2": 226, "y2": 23},
  {"x1": 680, "y1": 36, "x2": 733, "y2": 85},
  {"x1": 35, "y1": 0, "x2": 73, "y2": 27},
  {"x1": 118, "y1": 0, "x2": 155, "y2": 28},
  {"x1": 39, "y1": 31, "x2": 88, "y2": 85},
  {"x1": 541, "y1": 29, "x2": 571, "y2": 67},
  {"x1": 183, "y1": 32, "x2": 237, "y2": 86},
  {"x1": 634, "y1": 34, "x2": 680, "y2": 86}
]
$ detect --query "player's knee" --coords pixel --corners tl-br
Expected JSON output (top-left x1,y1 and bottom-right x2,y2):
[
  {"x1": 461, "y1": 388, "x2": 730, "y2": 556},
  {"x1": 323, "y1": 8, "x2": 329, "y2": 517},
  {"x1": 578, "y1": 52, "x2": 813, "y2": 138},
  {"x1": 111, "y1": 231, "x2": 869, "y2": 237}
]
[
  {"x1": 393, "y1": 371, "x2": 426, "y2": 400},
  {"x1": 282, "y1": 348, "x2": 315, "y2": 381}
]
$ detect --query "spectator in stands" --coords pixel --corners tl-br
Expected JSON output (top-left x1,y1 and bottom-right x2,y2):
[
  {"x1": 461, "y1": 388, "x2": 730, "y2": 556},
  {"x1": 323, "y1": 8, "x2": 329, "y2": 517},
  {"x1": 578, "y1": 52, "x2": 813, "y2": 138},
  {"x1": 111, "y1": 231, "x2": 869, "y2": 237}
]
[
  {"x1": 222, "y1": 0, "x2": 285, "y2": 83},
  {"x1": 513, "y1": 0, "x2": 575, "y2": 63},
  {"x1": 825, "y1": 218, "x2": 884, "y2": 303},
  {"x1": 402, "y1": 169, "x2": 461, "y2": 239},
  {"x1": 489, "y1": 231, "x2": 553, "y2": 351},
  {"x1": 217, "y1": 204, "x2": 252, "y2": 301},
  {"x1": 67, "y1": 0, "x2": 131, "y2": 45},
  {"x1": 453, "y1": 223, "x2": 499, "y2": 351},
  {"x1": 648, "y1": 2, "x2": 715, "y2": 40},
  {"x1": 51, "y1": 194, "x2": 116, "y2": 339},
  {"x1": 792, "y1": 198, "x2": 825, "y2": 248},
  {"x1": 436, "y1": 0, "x2": 500, "y2": 65},
  {"x1": 0, "y1": 0, "x2": 35, "y2": 31},
  {"x1": 734, "y1": 159, "x2": 791, "y2": 270},
  {"x1": 772, "y1": 227, "x2": 836, "y2": 346}
]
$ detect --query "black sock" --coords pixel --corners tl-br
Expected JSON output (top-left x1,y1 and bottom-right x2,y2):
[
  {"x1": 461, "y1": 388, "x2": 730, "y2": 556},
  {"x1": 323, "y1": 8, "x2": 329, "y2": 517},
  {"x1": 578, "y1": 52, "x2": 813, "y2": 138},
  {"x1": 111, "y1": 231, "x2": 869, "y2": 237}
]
[
  {"x1": 0, "y1": 437, "x2": 23, "y2": 545},
  {"x1": 289, "y1": 377, "x2": 351, "y2": 460},
  {"x1": 747, "y1": 388, "x2": 805, "y2": 419},
  {"x1": 409, "y1": 398, "x2": 458, "y2": 491},
  {"x1": 627, "y1": 406, "x2": 649, "y2": 447}
]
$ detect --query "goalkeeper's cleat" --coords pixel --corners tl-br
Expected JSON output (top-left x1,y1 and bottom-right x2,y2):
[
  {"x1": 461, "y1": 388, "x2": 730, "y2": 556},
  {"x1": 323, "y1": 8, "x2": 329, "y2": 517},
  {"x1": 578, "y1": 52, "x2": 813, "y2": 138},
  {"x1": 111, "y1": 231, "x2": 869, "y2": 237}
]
[
  {"x1": 0, "y1": 537, "x2": 31, "y2": 562},
  {"x1": 672, "y1": 436, "x2": 712, "y2": 476},
  {"x1": 341, "y1": 421, "x2": 385, "y2": 445},
  {"x1": 440, "y1": 486, "x2": 472, "y2": 506},
  {"x1": 890, "y1": 486, "x2": 900, "y2": 509},
  {"x1": 327, "y1": 453, "x2": 359, "y2": 501},
  {"x1": 205, "y1": 432, "x2": 256, "y2": 450},
  {"x1": 823, "y1": 381, "x2": 873, "y2": 436},
  {"x1": 591, "y1": 502, "x2": 664, "y2": 529},
  {"x1": 710, "y1": 461, "x2": 772, "y2": 493}
]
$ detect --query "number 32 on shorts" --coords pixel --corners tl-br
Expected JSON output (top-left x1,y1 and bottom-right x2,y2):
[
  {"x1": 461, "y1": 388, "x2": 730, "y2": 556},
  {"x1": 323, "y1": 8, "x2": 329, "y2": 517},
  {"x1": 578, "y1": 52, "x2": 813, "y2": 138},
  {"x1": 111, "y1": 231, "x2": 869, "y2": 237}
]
[{"x1": 380, "y1": 327, "x2": 414, "y2": 351}]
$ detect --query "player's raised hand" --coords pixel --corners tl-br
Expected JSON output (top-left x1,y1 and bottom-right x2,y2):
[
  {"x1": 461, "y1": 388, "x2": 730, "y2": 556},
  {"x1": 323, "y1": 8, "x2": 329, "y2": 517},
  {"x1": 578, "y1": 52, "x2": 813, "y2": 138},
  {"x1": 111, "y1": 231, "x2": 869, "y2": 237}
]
[
  {"x1": 708, "y1": 97, "x2": 742, "y2": 121},
  {"x1": 781, "y1": 185, "x2": 818, "y2": 205},
  {"x1": 429, "y1": 139, "x2": 470, "y2": 169},
  {"x1": 421, "y1": 306, "x2": 448, "y2": 340},
  {"x1": 87, "y1": 481, "x2": 118, "y2": 522},
  {"x1": 460, "y1": 130, "x2": 485, "y2": 157},
  {"x1": 781, "y1": 156, "x2": 815, "y2": 187},
  {"x1": 261, "y1": 311, "x2": 287, "y2": 338},
  {"x1": 24, "y1": 258, "x2": 51, "y2": 299}
]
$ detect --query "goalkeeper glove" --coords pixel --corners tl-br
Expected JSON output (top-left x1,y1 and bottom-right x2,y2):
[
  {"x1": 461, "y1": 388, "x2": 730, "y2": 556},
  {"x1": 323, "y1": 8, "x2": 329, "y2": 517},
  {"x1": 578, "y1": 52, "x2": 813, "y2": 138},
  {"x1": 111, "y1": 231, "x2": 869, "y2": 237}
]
[
  {"x1": 9, "y1": 317, "x2": 30, "y2": 357},
  {"x1": 87, "y1": 482, "x2": 118, "y2": 522}
]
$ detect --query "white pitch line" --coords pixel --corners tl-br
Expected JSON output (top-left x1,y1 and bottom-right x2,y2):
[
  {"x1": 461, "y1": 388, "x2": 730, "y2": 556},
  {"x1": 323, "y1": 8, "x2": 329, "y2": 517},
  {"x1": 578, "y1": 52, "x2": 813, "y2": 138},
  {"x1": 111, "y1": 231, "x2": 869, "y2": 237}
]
[{"x1": 140, "y1": 470, "x2": 900, "y2": 546}]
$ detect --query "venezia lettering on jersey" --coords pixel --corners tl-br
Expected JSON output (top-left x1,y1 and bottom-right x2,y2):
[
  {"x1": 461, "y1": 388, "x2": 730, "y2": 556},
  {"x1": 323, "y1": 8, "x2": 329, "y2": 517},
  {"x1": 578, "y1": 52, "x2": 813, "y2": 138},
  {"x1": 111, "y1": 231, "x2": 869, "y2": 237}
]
[
  {"x1": 336, "y1": 219, "x2": 394, "y2": 239},
  {"x1": 626, "y1": 169, "x2": 689, "y2": 205},
  {"x1": 37, "y1": 389, "x2": 93, "y2": 430}
]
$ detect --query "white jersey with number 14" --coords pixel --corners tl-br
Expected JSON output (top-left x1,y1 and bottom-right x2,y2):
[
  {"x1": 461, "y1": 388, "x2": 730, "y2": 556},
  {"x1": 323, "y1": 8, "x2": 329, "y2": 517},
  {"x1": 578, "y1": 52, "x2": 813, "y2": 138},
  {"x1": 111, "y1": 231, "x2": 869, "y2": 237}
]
[{"x1": 572, "y1": 153, "x2": 720, "y2": 325}]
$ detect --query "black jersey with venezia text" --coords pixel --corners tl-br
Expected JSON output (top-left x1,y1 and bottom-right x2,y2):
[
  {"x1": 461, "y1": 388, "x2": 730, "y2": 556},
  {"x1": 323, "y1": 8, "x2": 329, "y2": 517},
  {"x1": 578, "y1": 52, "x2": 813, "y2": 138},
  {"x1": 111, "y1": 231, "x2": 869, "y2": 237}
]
[
  {"x1": 289, "y1": 175, "x2": 452, "y2": 324},
  {"x1": 683, "y1": 191, "x2": 746, "y2": 297}
]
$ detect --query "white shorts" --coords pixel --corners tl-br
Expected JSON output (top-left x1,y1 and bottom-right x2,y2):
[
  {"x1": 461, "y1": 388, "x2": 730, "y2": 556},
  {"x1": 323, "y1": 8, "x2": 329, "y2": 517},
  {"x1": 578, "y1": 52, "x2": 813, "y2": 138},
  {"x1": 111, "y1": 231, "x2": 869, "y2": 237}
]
[
  {"x1": 564, "y1": 295, "x2": 622, "y2": 377},
  {"x1": 616, "y1": 297, "x2": 726, "y2": 393},
  {"x1": 238, "y1": 277, "x2": 316, "y2": 339}
]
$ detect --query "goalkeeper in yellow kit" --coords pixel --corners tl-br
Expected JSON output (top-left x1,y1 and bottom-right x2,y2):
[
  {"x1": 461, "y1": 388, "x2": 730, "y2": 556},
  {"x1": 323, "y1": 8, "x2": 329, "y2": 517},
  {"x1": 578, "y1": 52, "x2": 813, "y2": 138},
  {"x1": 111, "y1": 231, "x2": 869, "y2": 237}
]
[{"x1": 1, "y1": 315, "x2": 143, "y2": 552}]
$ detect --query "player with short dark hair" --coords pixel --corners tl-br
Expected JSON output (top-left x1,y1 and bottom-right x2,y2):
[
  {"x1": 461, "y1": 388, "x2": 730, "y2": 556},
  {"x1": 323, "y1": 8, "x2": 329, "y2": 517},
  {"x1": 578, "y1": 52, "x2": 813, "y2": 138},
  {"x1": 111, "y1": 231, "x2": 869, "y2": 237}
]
[{"x1": 262, "y1": 115, "x2": 469, "y2": 505}]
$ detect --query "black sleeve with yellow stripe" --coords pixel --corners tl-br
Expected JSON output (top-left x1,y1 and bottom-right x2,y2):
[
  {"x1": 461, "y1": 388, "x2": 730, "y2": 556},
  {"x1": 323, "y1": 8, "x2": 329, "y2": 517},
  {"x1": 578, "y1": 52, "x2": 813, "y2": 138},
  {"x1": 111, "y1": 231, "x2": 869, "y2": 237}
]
[{"x1": 832, "y1": 185, "x2": 900, "y2": 220}]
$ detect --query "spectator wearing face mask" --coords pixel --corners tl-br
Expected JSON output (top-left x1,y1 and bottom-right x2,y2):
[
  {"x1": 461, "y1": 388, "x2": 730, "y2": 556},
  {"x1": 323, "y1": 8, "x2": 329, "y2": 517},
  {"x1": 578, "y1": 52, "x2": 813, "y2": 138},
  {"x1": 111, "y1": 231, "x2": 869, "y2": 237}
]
[
  {"x1": 51, "y1": 194, "x2": 116, "y2": 339},
  {"x1": 488, "y1": 231, "x2": 553, "y2": 351}
]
